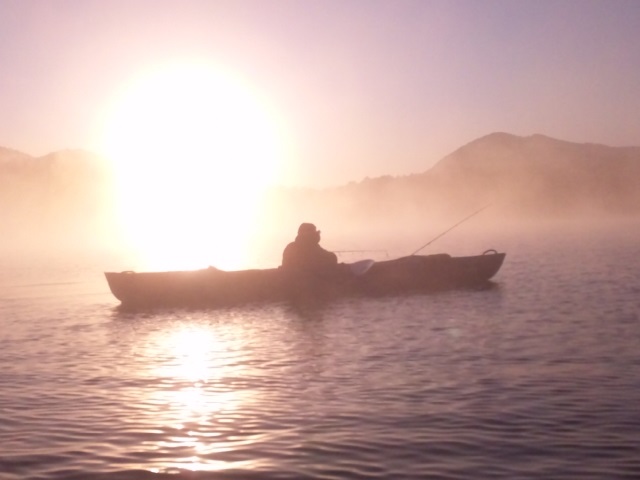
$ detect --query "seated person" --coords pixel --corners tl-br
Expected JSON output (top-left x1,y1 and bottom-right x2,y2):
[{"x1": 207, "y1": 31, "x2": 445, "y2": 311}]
[{"x1": 281, "y1": 223, "x2": 338, "y2": 273}]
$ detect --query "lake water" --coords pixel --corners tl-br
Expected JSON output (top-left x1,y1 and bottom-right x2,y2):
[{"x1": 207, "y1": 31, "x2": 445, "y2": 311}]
[{"x1": 1, "y1": 221, "x2": 639, "y2": 479}]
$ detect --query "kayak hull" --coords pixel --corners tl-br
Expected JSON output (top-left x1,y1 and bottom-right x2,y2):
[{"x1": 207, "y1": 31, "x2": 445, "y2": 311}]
[{"x1": 105, "y1": 251, "x2": 505, "y2": 309}]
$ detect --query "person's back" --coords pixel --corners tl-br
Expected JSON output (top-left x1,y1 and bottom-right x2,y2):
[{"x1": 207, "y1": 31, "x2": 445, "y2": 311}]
[{"x1": 281, "y1": 223, "x2": 338, "y2": 273}]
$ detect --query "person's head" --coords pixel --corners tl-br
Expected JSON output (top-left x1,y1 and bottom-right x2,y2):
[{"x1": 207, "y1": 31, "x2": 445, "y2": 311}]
[{"x1": 296, "y1": 222, "x2": 320, "y2": 243}]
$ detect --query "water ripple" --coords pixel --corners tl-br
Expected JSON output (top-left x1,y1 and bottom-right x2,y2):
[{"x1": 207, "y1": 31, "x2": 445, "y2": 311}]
[{"x1": 2, "y1": 229, "x2": 640, "y2": 479}]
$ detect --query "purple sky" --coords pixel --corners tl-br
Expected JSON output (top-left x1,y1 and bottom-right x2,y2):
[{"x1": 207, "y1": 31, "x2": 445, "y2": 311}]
[{"x1": 1, "y1": 0, "x2": 639, "y2": 187}]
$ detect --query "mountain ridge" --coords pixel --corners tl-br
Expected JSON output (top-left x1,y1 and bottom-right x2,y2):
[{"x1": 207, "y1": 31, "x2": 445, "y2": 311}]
[
  {"x1": 2, "y1": 132, "x2": 640, "y2": 191},
  {"x1": 1, "y1": 132, "x2": 639, "y2": 253},
  {"x1": 266, "y1": 132, "x2": 640, "y2": 229}
]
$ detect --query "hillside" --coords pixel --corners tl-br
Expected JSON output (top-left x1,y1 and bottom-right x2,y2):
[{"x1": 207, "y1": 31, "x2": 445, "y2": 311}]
[
  {"x1": 425, "y1": 133, "x2": 640, "y2": 217},
  {"x1": 2, "y1": 133, "x2": 639, "y2": 253},
  {"x1": 0, "y1": 149, "x2": 117, "y2": 252},
  {"x1": 277, "y1": 132, "x2": 640, "y2": 225}
]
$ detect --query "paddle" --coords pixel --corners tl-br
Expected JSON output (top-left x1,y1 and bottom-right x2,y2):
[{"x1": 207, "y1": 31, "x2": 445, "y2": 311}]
[{"x1": 348, "y1": 259, "x2": 375, "y2": 276}]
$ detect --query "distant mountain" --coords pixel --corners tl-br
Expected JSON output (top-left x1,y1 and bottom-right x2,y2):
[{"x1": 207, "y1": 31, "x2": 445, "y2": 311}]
[
  {"x1": 424, "y1": 132, "x2": 640, "y2": 217},
  {"x1": 274, "y1": 132, "x2": 640, "y2": 225},
  {"x1": 0, "y1": 148, "x2": 116, "y2": 252},
  {"x1": 2, "y1": 133, "x2": 639, "y2": 253},
  {"x1": 0, "y1": 146, "x2": 32, "y2": 164}
]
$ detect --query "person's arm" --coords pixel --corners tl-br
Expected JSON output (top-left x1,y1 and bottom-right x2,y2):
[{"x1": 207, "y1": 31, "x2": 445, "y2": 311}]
[
  {"x1": 282, "y1": 243, "x2": 294, "y2": 268},
  {"x1": 321, "y1": 247, "x2": 338, "y2": 264}
]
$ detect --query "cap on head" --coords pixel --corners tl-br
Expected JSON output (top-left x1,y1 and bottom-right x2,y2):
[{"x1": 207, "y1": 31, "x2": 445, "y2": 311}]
[{"x1": 298, "y1": 223, "x2": 318, "y2": 236}]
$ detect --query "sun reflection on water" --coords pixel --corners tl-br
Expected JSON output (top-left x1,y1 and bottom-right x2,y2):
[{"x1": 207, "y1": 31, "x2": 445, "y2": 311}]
[{"x1": 137, "y1": 322, "x2": 261, "y2": 473}]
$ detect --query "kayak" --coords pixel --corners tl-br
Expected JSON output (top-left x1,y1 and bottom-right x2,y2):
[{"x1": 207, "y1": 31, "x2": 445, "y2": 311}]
[{"x1": 105, "y1": 250, "x2": 505, "y2": 309}]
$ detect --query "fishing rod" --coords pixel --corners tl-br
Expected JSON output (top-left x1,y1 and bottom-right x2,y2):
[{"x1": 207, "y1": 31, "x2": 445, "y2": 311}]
[{"x1": 410, "y1": 203, "x2": 492, "y2": 256}]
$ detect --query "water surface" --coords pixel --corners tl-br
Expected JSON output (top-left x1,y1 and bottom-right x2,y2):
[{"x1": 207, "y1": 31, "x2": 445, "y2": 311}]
[{"x1": 1, "y1": 222, "x2": 639, "y2": 479}]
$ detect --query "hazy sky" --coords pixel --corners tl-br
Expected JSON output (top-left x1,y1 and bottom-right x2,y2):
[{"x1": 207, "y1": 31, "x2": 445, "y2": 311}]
[{"x1": 1, "y1": 0, "x2": 639, "y2": 187}]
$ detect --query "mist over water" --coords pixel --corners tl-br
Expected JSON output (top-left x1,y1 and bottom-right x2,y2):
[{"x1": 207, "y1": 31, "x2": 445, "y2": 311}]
[{"x1": 2, "y1": 132, "x2": 639, "y2": 274}]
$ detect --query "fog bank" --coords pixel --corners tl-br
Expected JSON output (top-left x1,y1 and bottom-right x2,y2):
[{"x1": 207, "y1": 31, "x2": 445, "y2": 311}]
[{"x1": 2, "y1": 133, "x2": 639, "y2": 267}]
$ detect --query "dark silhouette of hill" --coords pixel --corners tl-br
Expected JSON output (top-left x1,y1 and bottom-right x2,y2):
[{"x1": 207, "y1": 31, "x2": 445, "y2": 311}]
[
  {"x1": 0, "y1": 148, "x2": 116, "y2": 252},
  {"x1": 265, "y1": 133, "x2": 640, "y2": 230},
  {"x1": 2, "y1": 132, "x2": 639, "y2": 254},
  {"x1": 425, "y1": 132, "x2": 640, "y2": 217}
]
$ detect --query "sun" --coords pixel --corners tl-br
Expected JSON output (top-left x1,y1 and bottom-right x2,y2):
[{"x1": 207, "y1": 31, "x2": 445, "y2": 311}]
[{"x1": 100, "y1": 61, "x2": 288, "y2": 271}]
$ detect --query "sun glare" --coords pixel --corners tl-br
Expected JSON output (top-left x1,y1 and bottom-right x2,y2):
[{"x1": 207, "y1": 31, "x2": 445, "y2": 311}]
[{"x1": 100, "y1": 62, "x2": 287, "y2": 270}]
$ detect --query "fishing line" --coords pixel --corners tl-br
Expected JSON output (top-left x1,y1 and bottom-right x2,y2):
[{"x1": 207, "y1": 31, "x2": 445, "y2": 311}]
[{"x1": 410, "y1": 203, "x2": 492, "y2": 256}]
